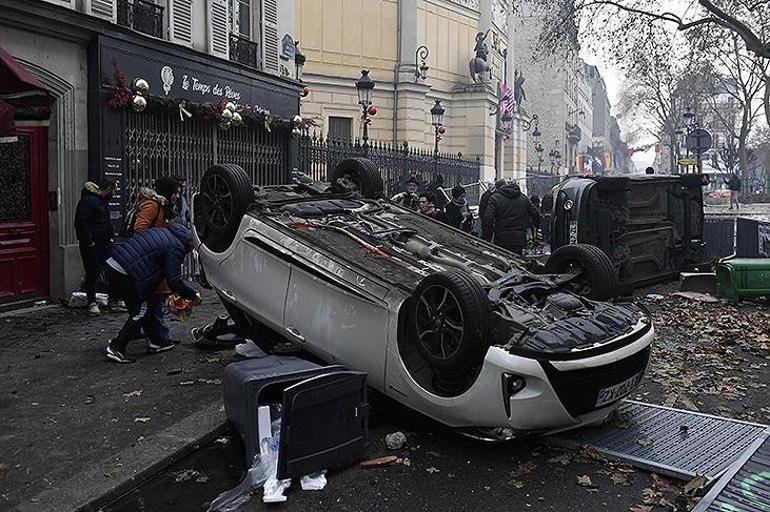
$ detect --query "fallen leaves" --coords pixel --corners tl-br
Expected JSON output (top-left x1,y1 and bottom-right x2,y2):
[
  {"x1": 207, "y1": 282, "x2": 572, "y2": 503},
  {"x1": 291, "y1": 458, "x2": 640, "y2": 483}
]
[
  {"x1": 629, "y1": 506, "x2": 653, "y2": 512},
  {"x1": 510, "y1": 460, "x2": 537, "y2": 478},
  {"x1": 360, "y1": 456, "x2": 397, "y2": 468},
  {"x1": 546, "y1": 453, "x2": 572, "y2": 466},
  {"x1": 577, "y1": 474, "x2": 595, "y2": 488},
  {"x1": 123, "y1": 390, "x2": 142, "y2": 398},
  {"x1": 173, "y1": 469, "x2": 209, "y2": 483},
  {"x1": 636, "y1": 438, "x2": 655, "y2": 447},
  {"x1": 197, "y1": 378, "x2": 222, "y2": 385},
  {"x1": 683, "y1": 474, "x2": 706, "y2": 495}
]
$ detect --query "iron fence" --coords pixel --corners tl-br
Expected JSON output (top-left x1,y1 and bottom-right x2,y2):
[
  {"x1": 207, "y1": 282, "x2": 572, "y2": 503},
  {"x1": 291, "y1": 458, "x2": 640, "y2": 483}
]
[
  {"x1": 525, "y1": 169, "x2": 561, "y2": 200},
  {"x1": 229, "y1": 33, "x2": 260, "y2": 69},
  {"x1": 122, "y1": 109, "x2": 291, "y2": 276},
  {"x1": 298, "y1": 135, "x2": 482, "y2": 203}
]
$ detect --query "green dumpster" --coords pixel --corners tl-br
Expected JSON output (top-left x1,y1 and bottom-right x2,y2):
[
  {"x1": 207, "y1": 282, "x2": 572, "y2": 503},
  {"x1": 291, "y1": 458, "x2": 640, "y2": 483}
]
[{"x1": 715, "y1": 257, "x2": 770, "y2": 305}]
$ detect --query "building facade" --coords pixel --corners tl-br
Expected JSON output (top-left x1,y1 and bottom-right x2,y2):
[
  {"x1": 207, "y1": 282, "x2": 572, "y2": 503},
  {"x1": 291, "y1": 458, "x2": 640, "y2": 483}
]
[
  {"x1": 294, "y1": 0, "x2": 529, "y2": 184},
  {"x1": 0, "y1": 0, "x2": 300, "y2": 304}
]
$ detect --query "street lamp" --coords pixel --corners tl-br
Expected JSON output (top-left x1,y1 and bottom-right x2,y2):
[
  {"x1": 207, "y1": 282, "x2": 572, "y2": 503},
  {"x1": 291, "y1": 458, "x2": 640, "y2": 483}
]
[
  {"x1": 430, "y1": 99, "x2": 445, "y2": 155},
  {"x1": 549, "y1": 140, "x2": 562, "y2": 173},
  {"x1": 415, "y1": 45, "x2": 430, "y2": 81},
  {"x1": 294, "y1": 41, "x2": 306, "y2": 82},
  {"x1": 355, "y1": 69, "x2": 375, "y2": 145}
]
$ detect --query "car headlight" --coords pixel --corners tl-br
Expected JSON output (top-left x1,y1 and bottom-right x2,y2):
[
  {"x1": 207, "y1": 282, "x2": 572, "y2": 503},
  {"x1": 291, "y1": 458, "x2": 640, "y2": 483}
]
[{"x1": 564, "y1": 199, "x2": 574, "y2": 211}]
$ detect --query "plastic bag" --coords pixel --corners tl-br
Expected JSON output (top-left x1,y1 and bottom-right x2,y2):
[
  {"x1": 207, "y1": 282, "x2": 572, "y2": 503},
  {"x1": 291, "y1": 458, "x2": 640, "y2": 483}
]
[
  {"x1": 207, "y1": 420, "x2": 282, "y2": 512},
  {"x1": 261, "y1": 430, "x2": 291, "y2": 503},
  {"x1": 300, "y1": 472, "x2": 327, "y2": 491}
]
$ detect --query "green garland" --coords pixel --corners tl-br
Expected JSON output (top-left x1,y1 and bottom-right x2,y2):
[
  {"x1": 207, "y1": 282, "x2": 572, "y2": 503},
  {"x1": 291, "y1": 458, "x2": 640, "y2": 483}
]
[{"x1": 105, "y1": 61, "x2": 315, "y2": 133}]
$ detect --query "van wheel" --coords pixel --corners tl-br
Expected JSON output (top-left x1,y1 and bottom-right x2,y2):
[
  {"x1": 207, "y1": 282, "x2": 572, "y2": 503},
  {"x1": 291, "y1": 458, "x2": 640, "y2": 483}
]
[
  {"x1": 411, "y1": 271, "x2": 491, "y2": 373},
  {"x1": 329, "y1": 158, "x2": 383, "y2": 199},
  {"x1": 545, "y1": 244, "x2": 617, "y2": 300},
  {"x1": 196, "y1": 164, "x2": 254, "y2": 252}
]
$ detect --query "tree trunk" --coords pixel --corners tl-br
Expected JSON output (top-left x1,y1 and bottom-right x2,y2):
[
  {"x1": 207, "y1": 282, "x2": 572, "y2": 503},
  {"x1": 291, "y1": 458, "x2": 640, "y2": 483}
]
[{"x1": 765, "y1": 73, "x2": 770, "y2": 130}]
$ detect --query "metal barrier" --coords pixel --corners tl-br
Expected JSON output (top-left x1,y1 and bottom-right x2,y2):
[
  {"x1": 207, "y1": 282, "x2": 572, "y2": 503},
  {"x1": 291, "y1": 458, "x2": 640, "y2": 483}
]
[
  {"x1": 703, "y1": 216, "x2": 770, "y2": 260},
  {"x1": 703, "y1": 217, "x2": 735, "y2": 261}
]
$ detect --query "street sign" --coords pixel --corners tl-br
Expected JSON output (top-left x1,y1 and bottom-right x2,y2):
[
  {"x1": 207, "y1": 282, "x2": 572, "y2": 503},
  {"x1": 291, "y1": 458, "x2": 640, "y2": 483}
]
[
  {"x1": 686, "y1": 129, "x2": 713, "y2": 154},
  {"x1": 678, "y1": 158, "x2": 698, "y2": 166}
]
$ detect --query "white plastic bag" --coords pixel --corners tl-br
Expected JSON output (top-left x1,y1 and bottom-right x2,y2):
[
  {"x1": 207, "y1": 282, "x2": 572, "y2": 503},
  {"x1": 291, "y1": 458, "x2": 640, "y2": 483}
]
[
  {"x1": 300, "y1": 472, "x2": 327, "y2": 491},
  {"x1": 207, "y1": 420, "x2": 281, "y2": 512}
]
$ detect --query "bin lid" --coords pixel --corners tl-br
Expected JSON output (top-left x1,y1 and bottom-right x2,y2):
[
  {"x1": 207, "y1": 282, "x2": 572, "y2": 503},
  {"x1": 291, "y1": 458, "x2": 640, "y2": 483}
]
[
  {"x1": 718, "y1": 258, "x2": 770, "y2": 269},
  {"x1": 277, "y1": 371, "x2": 368, "y2": 480}
]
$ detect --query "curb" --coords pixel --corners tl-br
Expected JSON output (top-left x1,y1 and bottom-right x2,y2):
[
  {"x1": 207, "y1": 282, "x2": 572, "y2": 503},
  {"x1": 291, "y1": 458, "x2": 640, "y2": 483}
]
[{"x1": 17, "y1": 402, "x2": 228, "y2": 512}]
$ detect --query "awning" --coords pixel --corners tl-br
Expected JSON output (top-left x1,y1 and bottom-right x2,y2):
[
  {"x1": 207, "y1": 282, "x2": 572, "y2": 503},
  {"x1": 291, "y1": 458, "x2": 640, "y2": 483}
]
[
  {"x1": 0, "y1": 101, "x2": 17, "y2": 143},
  {"x1": 0, "y1": 44, "x2": 49, "y2": 105}
]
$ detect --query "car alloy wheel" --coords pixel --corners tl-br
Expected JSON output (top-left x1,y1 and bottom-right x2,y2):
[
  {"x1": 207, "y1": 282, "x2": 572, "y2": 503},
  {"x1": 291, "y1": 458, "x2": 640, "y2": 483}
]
[
  {"x1": 414, "y1": 284, "x2": 465, "y2": 362},
  {"x1": 201, "y1": 173, "x2": 234, "y2": 230}
]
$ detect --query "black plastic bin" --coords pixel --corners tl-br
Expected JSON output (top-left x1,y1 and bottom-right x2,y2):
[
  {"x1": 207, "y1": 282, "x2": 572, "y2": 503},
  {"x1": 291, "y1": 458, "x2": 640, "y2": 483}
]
[{"x1": 223, "y1": 356, "x2": 369, "y2": 480}]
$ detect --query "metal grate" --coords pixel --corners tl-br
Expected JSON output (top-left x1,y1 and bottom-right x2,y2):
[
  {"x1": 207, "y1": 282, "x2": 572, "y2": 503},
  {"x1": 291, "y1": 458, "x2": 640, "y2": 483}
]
[
  {"x1": 549, "y1": 400, "x2": 768, "y2": 482},
  {"x1": 693, "y1": 429, "x2": 770, "y2": 512}
]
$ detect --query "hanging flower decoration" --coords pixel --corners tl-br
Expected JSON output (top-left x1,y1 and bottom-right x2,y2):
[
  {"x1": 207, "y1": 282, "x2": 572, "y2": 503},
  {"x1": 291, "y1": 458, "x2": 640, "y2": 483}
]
[{"x1": 104, "y1": 63, "x2": 309, "y2": 133}]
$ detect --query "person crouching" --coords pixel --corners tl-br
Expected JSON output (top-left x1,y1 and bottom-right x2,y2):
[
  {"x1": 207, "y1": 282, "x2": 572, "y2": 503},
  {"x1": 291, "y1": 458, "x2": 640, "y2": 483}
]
[{"x1": 104, "y1": 223, "x2": 201, "y2": 364}]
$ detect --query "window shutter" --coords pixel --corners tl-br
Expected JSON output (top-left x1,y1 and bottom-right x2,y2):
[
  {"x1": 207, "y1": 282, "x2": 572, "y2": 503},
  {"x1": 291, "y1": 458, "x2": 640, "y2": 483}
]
[
  {"x1": 85, "y1": 0, "x2": 116, "y2": 22},
  {"x1": 261, "y1": 0, "x2": 279, "y2": 74},
  {"x1": 208, "y1": 0, "x2": 230, "y2": 58},
  {"x1": 41, "y1": 0, "x2": 75, "y2": 8},
  {"x1": 169, "y1": 0, "x2": 194, "y2": 46}
]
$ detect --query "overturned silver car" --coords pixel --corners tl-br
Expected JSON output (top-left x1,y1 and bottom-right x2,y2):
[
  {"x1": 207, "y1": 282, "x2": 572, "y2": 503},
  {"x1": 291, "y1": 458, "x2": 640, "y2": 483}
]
[{"x1": 192, "y1": 159, "x2": 654, "y2": 439}]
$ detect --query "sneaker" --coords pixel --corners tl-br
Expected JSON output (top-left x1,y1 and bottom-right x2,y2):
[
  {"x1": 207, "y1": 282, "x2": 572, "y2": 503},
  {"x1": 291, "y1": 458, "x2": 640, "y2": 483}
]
[
  {"x1": 108, "y1": 300, "x2": 127, "y2": 312},
  {"x1": 88, "y1": 302, "x2": 101, "y2": 316},
  {"x1": 147, "y1": 339, "x2": 175, "y2": 354},
  {"x1": 106, "y1": 341, "x2": 135, "y2": 364}
]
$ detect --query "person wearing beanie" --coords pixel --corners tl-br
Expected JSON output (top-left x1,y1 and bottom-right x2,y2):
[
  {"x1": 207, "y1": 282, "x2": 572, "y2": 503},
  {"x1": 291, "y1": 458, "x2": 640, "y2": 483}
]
[
  {"x1": 482, "y1": 181, "x2": 541, "y2": 254},
  {"x1": 391, "y1": 175, "x2": 421, "y2": 210},
  {"x1": 132, "y1": 176, "x2": 181, "y2": 346},
  {"x1": 445, "y1": 185, "x2": 474, "y2": 232}
]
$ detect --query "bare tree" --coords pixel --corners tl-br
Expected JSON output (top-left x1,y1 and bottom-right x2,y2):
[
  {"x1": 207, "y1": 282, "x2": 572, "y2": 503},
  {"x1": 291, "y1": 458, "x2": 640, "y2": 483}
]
[{"x1": 526, "y1": 0, "x2": 770, "y2": 126}]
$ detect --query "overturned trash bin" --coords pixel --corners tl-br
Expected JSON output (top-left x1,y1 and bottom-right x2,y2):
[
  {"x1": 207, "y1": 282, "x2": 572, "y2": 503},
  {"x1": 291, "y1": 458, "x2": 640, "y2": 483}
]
[
  {"x1": 223, "y1": 356, "x2": 369, "y2": 480},
  {"x1": 716, "y1": 257, "x2": 770, "y2": 305}
]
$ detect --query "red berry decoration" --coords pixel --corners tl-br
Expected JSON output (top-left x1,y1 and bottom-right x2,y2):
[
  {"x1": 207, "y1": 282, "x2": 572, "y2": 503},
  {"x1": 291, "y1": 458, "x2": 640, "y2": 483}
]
[
  {"x1": 302, "y1": 86, "x2": 311, "y2": 97},
  {"x1": 368, "y1": 105, "x2": 378, "y2": 116},
  {"x1": 438, "y1": 126, "x2": 446, "y2": 134}
]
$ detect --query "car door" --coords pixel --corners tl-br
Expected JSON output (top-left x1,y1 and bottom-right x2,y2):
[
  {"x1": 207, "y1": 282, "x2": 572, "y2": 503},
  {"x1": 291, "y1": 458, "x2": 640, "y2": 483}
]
[
  {"x1": 216, "y1": 227, "x2": 291, "y2": 332},
  {"x1": 282, "y1": 252, "x2": 391, "y2": 389}
]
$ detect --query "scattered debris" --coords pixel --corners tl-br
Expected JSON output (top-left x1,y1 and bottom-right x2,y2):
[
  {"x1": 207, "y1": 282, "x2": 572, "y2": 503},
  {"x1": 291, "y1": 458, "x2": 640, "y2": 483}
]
[
  {"x1": 173, "y1": 469, "x2": 210, "y2": 483},
  {"x1": 134, "y1": 417, "x2": 151, "y2": 423},
  {"x1": 683, "y1": 474, "x2": 706, "y2": 495},
  {"x1": 629, "y1": 506, "x2": 653, "y2": 512},
  {"x1": 215, "y1": 437, "x2": 230, "y2": 445},
  {"x1": 546, "y1": 453, "x2": 572, "y2": 466},
  {"x1": 85, "y1": 395, "x2": 94, "y2": 404},
  {"x1": 646, "y1": 294, "x2": 665, "y2": 300},
  {"x1": 384, "y1": 431, "x2": 407, "y2": 450},
  {"x1": 402, "y1": 458, "x2": 411, "y2": 467},
  {"x1": 167, "y1": 368, "x2": 183, "y2": 376},
  {"x1": 197, "y1": 378, "x2": 223, "y2": 385},
  {"x1": 511, "y1": 480, "x2": 525, "y2": 489},
  {"x1": 576, "y1": 474, "x2": 594, "y2": 487},
  {"x1": 670, "y1": 291, "x2": 720, "y2": 303},
  {"x1": 0, "y1": 463, "x2": 9, "y2": 473},
  {"x1": 360, "y1": 456, "x2": 398, "y2": 468},
  {"x1": 179, "y1": 380, "x2": 194, "y2": 386},
  {"x1": 510, "y1": 460, "x2": 537, "y2": 478},
  {"x1": 636, "y1": 438, "x2": 655, "y2": 447},
  {"x1": 123, "y1": 390, "x2": 142, "y2": 398},
  {"x1": 425, "y1": 466, "x2": 440, "y2": 474}
]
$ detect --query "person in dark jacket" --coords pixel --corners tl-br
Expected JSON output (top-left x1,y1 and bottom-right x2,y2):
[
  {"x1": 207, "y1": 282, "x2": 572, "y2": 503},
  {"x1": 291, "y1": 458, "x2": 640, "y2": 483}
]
[
  {"x1": 479, "y1": 179, "x2": 504, "y2": 218},
  {"x1": 425, "y1": 174, "x2": 447, "y2": 209},
  {"x1": 725, "y1": 173, "x2": 742, "y2": 210},
  {"x1": 445, "y1": 185, "x2": 474, "y2": 232},
  {"x1": 417, "y1": 191, "x2": 448, "y2": 223},
  {"x1": 104, "y1": 223, "x2": 200, "y2": 363},
  {"x1": 482, "y1": 182, "x2": 541, "y2": 254},
  {"x1": 74, "y1": 179, "x2": 115, "y2": 316}
]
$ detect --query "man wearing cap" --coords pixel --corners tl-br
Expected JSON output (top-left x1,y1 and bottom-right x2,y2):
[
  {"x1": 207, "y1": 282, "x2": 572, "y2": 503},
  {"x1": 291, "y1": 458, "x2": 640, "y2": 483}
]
[{"x1": 391, "y1": 176, "x2": 420, "y2": 210}]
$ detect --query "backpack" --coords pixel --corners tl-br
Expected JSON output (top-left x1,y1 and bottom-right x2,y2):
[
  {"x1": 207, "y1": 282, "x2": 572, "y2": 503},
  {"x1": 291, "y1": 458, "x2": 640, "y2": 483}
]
[{"x1": 117, "y1": 201, "x2": 139, "y2": 239}]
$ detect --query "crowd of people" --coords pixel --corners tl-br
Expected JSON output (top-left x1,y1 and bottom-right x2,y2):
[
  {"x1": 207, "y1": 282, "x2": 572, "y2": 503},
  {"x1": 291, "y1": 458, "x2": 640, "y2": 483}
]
[
  {"x1": 74, "y1": 175, "x2": 200, "y2": 364},
  {"x1": 390, "y1": 175, "x2": 546, "y2": 255}
]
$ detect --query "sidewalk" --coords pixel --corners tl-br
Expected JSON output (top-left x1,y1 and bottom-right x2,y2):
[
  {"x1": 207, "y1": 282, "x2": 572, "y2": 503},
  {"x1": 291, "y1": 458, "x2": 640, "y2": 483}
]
[{"x1": 0, "y1": 290, "x2": 234, "y2": 512}]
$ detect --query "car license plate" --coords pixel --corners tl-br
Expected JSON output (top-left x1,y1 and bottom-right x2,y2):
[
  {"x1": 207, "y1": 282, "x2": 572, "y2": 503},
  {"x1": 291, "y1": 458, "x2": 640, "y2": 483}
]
[
  {"x1": 569, "y1": 221, "x2": 578, "y2": 244},
  {"x1": 595, "y1": 372, "x2": 643, "y2": 407}
]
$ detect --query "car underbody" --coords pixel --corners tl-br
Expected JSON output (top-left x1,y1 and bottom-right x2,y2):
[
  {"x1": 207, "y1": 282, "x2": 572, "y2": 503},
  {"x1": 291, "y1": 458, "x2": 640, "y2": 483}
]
[{"x1": 193, "y1": 162, "x2": 654, "y2": 437}]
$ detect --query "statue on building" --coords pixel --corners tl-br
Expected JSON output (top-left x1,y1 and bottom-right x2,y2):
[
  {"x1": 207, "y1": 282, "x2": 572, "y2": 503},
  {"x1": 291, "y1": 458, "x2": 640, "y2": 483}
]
[
  {"x1": 513, "y1": 70, "x2": 526, "y2": 107},
  {"x1": 469, "y1": 30, "x2": 491, "y2": 84}
]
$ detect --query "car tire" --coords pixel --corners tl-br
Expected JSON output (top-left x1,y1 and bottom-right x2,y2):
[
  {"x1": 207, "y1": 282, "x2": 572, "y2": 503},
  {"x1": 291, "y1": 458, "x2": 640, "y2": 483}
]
[
  {"x1": 545, "y1": 243, "x2": 618, "y2": 300},
  {"x1": 410, "y1": 271, "x2": 491, "y2": 373},
  {"x1": 329, "y1": 158, "x2": 383, "y2": 199},
  {"x1": 196, "y1": 164, "x2": 254, "y2": 252}
]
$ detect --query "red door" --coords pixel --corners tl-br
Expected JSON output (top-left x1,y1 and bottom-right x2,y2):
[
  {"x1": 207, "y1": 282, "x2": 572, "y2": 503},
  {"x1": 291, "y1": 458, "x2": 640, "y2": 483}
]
[{"x1": 0, "y1": 126, "x2": 49, "y2": 302}]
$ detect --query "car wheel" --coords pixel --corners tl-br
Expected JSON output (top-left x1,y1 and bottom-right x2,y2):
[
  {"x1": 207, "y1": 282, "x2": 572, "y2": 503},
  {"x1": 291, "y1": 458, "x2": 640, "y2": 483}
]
[
  {"x1": 329, "y1": 158, "x2": 383, "y2": 199},
  {"x1": 545, "y1": 244, "x2": 618, "y2": 300},
  {"x1": 196, "y1": 164, "x2": 254, "y2": 252},
  {"x1": 410, "y1": 271, "x2": 491, "y2": 373}
]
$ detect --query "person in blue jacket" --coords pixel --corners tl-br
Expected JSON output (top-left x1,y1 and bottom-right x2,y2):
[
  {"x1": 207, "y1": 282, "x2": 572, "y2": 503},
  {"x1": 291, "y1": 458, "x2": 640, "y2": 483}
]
[{"x1": 104, "y1": 222, "x2": 201, "y2": 363}]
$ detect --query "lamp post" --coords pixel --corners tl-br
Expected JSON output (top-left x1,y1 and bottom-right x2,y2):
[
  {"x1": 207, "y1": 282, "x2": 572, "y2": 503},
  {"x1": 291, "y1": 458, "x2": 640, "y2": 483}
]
[
  {"x1": 682, "y1": 106, "x2": 697, "y2": 174},
  {"x1": 548, "y1": 140, "x2": 562, "y2": 174},
  {"x1": 355, "y1": 69, "x2": 375, "y2": 146},
  {"x1": 415, "y1": 45, "x2": 430, "y2": 81},
  {"x1": 522, "y1": 115, "x2": 543, "y2": 172},
  {"x1": 430, "y1": 99, "x2": 445, "y2": 155}
]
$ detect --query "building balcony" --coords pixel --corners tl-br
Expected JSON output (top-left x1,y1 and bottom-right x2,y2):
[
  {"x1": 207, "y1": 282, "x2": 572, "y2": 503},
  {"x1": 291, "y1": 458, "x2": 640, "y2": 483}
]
[
  {"x1": 229, "y1": 33, "x2": 260, "y2": 69},
  {"x1": 117, "y1": 0, "x2": 164, "y2": 39}
]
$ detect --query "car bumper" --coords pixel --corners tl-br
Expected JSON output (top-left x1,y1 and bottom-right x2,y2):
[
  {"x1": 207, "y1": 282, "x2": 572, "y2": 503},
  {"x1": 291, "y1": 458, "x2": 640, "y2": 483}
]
[{"x1": 389, "y1": 323, "x2": 654, "y2": 434}]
